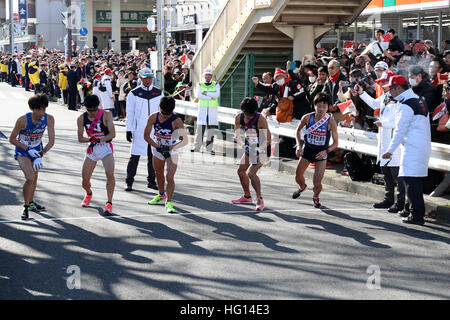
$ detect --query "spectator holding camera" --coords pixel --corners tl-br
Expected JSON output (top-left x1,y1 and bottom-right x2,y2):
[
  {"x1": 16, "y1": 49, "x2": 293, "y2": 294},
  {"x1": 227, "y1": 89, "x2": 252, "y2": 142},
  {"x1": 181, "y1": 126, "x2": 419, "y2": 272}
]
[
  {"x1": 355, "y1": 71, "x2": 405, "y2": 213},
  {"x1": 408, "y1": 65, "x2": 439, "y2": 113}
]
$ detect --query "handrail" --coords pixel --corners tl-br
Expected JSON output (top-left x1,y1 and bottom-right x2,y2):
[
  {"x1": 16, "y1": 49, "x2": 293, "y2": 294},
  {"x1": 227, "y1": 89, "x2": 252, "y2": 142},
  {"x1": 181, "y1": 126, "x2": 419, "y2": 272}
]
[
  {"x1": 174, "y1": 100, "x2": 450, "y2": 172},
  {"x1": 221, "y1": 55, "x2": 248, "y2": 88}
]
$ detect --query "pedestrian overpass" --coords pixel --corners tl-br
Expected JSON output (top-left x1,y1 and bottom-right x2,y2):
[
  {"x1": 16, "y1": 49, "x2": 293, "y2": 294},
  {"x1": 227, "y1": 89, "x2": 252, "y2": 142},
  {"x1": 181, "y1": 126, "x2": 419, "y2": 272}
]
[{"x1": 190, "y1": 0, "x2": 371, "y2": 108}]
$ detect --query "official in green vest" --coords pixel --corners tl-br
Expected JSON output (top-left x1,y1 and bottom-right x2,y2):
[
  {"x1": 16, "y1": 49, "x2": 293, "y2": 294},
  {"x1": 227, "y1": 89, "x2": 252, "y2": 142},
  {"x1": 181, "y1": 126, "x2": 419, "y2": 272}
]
[{"x1": 192, "y1": 69, "x2": 221, "y2": 155}]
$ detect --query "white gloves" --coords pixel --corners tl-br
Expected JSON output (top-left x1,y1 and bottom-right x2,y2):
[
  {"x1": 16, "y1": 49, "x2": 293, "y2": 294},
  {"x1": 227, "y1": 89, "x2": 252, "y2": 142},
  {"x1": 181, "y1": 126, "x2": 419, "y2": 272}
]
[
  {"x1": 27, "y1": 148, "x2": 41, "y2": 158},
  {"x1": 33, "y1": 157, "x2": 43, "y2": 172}
]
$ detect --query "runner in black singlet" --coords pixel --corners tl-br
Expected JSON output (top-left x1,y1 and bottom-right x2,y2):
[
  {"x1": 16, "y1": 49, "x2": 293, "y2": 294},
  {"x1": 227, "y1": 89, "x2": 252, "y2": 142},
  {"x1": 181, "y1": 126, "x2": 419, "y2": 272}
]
[
  {"x1": 77, "y1": 95, "x2": 116, "y2": 215},
  {"x1": 232, "y1": 97, "x2": 271, "y2": 211}
]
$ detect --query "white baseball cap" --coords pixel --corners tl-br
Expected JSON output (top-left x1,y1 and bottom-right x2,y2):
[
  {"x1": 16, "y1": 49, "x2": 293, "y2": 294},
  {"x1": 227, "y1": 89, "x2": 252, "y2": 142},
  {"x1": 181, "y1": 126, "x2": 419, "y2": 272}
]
[
  {"x1": 139, "y1": 68, "x2": 154, "y2": 78},
  {"x1": 204, "y1": 69, "x2": 213, "y2": 75},
  {"x1": 374, "y1": 61, "x2": 389, "y2": 70}
]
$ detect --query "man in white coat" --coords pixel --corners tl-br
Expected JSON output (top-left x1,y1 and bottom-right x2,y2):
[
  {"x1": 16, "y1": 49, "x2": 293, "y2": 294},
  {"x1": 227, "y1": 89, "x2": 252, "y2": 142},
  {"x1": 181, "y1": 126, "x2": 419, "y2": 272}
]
[
  {"x1": 382, "y1": 75, "x2": 431, "y2": 225},
  {"x1": 99, "y1": 69, "x2": 115, "y2": 118},
  {"x1": 356, "y1": 71, "x2": 405, "y2": 213},
  {"x1": 192, "y1": 69, "x2": 220, "y2": 155},
  {"x1": 125, "y1": 68, "x2": 163, "y2": 191}
]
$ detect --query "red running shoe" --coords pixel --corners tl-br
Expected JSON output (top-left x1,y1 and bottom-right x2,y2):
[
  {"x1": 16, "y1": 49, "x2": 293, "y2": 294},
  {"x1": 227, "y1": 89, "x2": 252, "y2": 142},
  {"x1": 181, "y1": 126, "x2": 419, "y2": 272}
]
[
  {"x1": 81, "y1": 194, "x2": 92, "y2": 207},
  {"x1": 232, "y1": 196, "x2": 253, "y2": 204}
]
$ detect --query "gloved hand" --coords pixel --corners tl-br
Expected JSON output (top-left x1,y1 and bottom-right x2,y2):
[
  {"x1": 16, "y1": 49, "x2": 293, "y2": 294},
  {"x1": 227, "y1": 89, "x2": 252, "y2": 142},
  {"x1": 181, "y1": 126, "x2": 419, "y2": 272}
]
[
  {"x1": 89, "y1": 136, "x2": 100, "y2": 144},
  {"x1": 87, "y1": 143, "x2": 95, "y2": 154},
  {"x1": 156, "y1": 145, "x2": 171, "y2": 159},
  {"x1": 33, "y1": 157, "x2": 43, "y2": 172},
  {"x1": 27, "y1": 148, "x2": 41, "y2": 159},
  {"x1": 126, "y1": 131, "x2": 132, "y2": 143}
]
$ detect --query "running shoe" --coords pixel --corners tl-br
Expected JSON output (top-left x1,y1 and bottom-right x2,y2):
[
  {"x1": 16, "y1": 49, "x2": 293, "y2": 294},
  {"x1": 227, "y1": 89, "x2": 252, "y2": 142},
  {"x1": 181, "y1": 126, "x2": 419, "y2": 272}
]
[
  {"x1": 29, "y1": 201, "x2": 46, "y2": 212},
  {"x1": 81, "y1": 194, "x2": 92, "y2": 207},
  {"x1": 103, "y1": 203, "x2": 113, "y2": 215},
  {"x1": 292, "y1": 185, "x2": 308, "y2": 199},
  {"x1": 148, "y1": 194, "x2": 167, "y2": 205},
  {"x1": 256, "y1": 198, "x2": 264, "y2": 211},
  {"x1": 232, "y1": 196, "x2": 253, "y2": 204},
  {"x1": 165, "y1": 201, "x2": 176, "y2": 213},
  {"x1": 308, "y1": 163, "x2": 315, "y2": 169},
  {"x1": 313, "y1": 197, "x2": 321, "y2": 208},
  {"x1": 21, "y1": 207, "x2": 29, "y2": 221}
]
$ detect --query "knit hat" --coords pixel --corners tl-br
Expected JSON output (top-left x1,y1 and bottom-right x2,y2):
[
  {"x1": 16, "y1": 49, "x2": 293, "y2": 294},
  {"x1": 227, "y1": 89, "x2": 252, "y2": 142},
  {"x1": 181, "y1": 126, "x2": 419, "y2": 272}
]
[{"x1": 274, "y1": 68, "x2": 287, "y2": 79}]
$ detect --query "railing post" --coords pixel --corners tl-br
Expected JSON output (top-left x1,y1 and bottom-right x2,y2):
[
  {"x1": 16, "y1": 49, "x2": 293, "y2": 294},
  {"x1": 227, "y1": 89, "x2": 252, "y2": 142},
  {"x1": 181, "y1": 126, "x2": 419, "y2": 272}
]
[{"x1": 244, "y1": 54, "x2": 249, "y2": 97}]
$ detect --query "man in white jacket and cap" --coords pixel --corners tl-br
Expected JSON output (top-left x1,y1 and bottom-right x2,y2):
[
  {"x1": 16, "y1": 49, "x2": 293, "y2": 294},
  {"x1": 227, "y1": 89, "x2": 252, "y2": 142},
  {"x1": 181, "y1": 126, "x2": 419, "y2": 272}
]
[
  {"x1": 382, "y1": 75, "x2": 431, "y2": 225},
  {"x1": 356, "y1": 71, "x2": 406, "y2": 213},
  {"x1": 99, "y1": 68, "x2": 115, "y2": 118},
  {"x1": 192, "y1": 68, "x2": 220, "y2": 155},
  {"x1": 125, "y1": 68, "x2": 163, "y2": 191}
]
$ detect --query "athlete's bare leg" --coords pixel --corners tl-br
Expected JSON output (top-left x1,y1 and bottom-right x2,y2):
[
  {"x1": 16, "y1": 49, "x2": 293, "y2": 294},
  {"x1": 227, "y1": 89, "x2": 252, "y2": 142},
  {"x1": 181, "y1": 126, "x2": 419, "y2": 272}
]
[
  {"x1": 248, "y1": 162, "x2": 264, "y2": 199},
  {"x1": 153, "y1": 156, "x2": 166, "y2": 194},
  {"x1": 17, "y1": 157, "x2": 38, "y2": 206},
  {"x1": 101, "y1": 153, "x2": 115, "y2": 203},
  {"x1": 237, "y1": 154, "x2": 252, "y2": 198},
  {"x1": 82, "y1": 157, "x2": 97, "y2": 196},
  {"x1": 295, "y1": 158, "x2": 310, "y2": 189},
  {"x1": 165, "y1": 155, "x2": 178, "y2": 201},
  {"x1": 313, "y1": 160, "x2": 327, "y2": 198}
]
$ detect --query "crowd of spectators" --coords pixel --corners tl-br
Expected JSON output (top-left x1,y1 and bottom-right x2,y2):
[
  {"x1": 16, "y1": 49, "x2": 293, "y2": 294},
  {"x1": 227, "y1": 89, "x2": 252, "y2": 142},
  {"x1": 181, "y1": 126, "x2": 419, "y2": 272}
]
[
  {"x1": 0, "y1": 42, "x2": 194, "y2": 120},
  {"x1": 252, "y1": 28, "x2": 450, "y2": 145}
]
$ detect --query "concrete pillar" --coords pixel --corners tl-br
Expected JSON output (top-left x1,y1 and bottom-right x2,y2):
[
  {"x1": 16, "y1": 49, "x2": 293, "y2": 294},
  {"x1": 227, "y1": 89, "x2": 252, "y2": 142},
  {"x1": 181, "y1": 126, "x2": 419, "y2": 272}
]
[
  {"x1": 417, "y1": 13, "x2": 421, "y2": 39},
  {"x1": 293, "y1": 25, "x2": 314, "y2": 61},
  {"x1": 85, "y1": 0, "x2": 94, "y2": 49},
  {"x1": 438, "y1": 11, "x2": 442, "y2": 52},
  {"x1": 111, "y1": 0, "x2": 121, "y2": 51},
  {"x1": 354, "y1": 20, "x2": 358, "y2": 42}
]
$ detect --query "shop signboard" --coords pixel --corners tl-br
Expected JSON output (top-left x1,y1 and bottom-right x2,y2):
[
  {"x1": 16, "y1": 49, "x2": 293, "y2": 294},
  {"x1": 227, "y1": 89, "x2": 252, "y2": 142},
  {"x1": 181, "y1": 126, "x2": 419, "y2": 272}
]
[{"x1": 96, "y1": 10, "x2": 153, "y2": 24}]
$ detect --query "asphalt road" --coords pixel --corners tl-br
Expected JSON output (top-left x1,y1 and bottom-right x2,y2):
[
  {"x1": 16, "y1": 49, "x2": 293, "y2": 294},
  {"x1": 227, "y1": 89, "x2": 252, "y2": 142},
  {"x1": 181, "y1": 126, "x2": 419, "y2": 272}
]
[{"x1": 0, "y1": 83, "x2": 449, "y2": 300}]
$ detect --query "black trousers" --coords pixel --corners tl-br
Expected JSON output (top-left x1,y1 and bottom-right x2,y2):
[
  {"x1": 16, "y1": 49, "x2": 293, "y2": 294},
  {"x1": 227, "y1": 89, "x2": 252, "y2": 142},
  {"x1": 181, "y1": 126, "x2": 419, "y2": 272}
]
[
  {"x1": 381, "y1": 166, "x2": 405, "y2": 205},
  {"x1": 68, "y1": 88, "x2": 77, "y2": 110},
  {"x1": 126, "y1": 144, "x2": 155, "y2": 186},
  {"x1": 24, "y1": 75, "x2": 30, "y2": 90},
  {"x1": 402, "y1": 176, "x2": 425, "y2": 218}
]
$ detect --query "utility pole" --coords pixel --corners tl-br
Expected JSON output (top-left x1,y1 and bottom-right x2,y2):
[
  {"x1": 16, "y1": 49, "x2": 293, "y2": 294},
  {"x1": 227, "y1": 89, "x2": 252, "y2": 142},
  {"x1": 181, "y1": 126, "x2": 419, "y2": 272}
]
[
  {"x1": 9, "y1": 0, "x2": 14, "y2": 53},
  {"x1": 156, "y1": 0, "x2": 164, "y2": 90},
  {"x1": 65, "y1": 0, "x2": 72, "y2": 62}
]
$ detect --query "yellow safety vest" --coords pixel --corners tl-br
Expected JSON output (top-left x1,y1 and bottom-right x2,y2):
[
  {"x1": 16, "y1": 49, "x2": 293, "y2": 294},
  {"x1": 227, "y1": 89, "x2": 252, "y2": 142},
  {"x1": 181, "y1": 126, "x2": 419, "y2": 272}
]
[{"x1": 199, "y1": 81, "x2": 218, "y2": 108}]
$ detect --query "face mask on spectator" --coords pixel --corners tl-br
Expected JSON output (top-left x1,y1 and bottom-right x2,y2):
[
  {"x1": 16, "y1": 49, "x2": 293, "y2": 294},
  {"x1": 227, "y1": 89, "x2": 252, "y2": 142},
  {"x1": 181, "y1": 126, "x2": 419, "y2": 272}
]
[
  {"x1": 309, "y1": 76, "x2": 316, "y2": 83},
  {"x1": 409, "y1": 78, "x2": 418, "y2": 87},
  {"x1": 276, "y1": 78, "x2": 285, "y2": 86}
]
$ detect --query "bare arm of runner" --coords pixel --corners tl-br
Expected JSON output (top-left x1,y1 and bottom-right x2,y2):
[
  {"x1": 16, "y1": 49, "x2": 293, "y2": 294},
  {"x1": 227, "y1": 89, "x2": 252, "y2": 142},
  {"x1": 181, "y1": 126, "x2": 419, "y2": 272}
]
[
  {"x1": 144, "y1": 113, "x2": 158, "y2": 148},
  {"x1": 170, "y1": 117, "x2": 189, "y2": 151},
  {"x1": 42, "y1": 114, "x2": 55, "y2": 156},
  {"x1": 101, "y1": 110, "x2": 116, "y2": 142},
  {"x1": 9, "y1": 116, "x2": 28, "y2": 150},
  {"x1": 295, "y1": 114, "x2": 310, "y2": 158},
  {"x1": 77, "y1": 115, "x2": 90, "y2": 143}
]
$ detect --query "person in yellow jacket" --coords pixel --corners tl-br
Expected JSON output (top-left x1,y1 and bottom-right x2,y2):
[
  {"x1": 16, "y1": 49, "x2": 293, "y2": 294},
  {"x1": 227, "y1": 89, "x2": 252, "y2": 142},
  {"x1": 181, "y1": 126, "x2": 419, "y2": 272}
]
[
  {"x1": 192, "y1": 69, "x2": 220, "y2": 154},
  {"x1": 28, "y1": 61, "x2": 40, "y2": 89},
  {"x1": 58, "y1": 65, "x2": 68, "y2": 106},
  {"x1": 0, "y1": 58, "x2": 8, "y2": 82},
  {"x1": 20, "y1": 58, "x2": 26, "y2": 88}
]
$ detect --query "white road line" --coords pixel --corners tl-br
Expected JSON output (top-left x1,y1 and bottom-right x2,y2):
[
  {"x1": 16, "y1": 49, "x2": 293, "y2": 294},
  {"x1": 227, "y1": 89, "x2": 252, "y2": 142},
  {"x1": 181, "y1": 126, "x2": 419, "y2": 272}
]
[{"x1": 0, "y1": 207, "x2": 385, "y2": 224}]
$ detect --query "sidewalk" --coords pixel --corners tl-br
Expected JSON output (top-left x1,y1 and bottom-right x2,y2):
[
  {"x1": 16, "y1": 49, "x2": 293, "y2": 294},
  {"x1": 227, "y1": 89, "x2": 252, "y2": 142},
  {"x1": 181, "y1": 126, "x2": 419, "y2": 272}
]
[{"x1": 270, "y1": 157, "x2": 450, "y2": 225}]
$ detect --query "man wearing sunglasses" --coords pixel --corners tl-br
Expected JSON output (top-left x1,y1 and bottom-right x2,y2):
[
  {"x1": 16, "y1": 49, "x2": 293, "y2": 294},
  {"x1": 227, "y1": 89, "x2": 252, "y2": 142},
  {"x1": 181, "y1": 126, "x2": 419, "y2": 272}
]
[{"x1": 77, "y1": 95, "x2": 116, "y2": 215}]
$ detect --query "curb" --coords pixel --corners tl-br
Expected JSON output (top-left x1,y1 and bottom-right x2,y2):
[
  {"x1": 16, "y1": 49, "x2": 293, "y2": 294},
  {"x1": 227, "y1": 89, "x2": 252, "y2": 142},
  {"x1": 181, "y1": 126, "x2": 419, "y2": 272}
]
[{"x1": 271, "y1": 157, "x2": 450, "y2": 225}]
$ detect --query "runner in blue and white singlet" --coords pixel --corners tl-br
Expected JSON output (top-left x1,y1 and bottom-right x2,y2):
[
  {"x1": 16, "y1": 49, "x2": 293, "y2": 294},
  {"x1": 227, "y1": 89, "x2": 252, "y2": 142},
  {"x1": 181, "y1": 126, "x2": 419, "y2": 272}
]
[
  {"x1": 14, "y1": 112, "x2": 47, "y2": 160},
  {"x1": 293, "y1": 92, "x2": 339, "y2": 208},
  {"x1": 151, "y1": 112, "x2": 181, "y2": 160},
  {"x1": 9, "y1": 94, "x2": 55, "y2": 220}
]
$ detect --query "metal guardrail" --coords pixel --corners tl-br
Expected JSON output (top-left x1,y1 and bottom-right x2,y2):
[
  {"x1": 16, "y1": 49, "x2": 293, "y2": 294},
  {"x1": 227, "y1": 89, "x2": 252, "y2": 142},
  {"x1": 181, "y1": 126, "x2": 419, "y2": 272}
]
[{"x1": 175, "y1": 100, "x2": 450, "y2": 173}]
